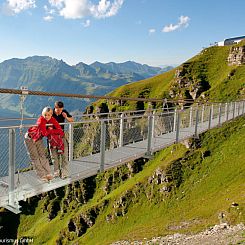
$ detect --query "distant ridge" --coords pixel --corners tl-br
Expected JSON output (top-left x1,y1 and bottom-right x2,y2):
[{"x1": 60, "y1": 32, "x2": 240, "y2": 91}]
[{"x1": 0, "y1": 56, "x2": 174, "y2": 116}]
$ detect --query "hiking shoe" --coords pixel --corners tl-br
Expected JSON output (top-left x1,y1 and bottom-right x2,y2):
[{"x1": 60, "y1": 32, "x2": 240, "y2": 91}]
[
  {"x1": 41, "y1": 176, "x2": 49, "y2": 182},
  {"x1": 46, "y1": 174, "x2": 54, "y2": 181},
  {"x1": 61, "y1": 174, "x2": 68, "y2": 179},
  {"x1": 54, "y1": 171, "x2": 60, "y2": 178}
]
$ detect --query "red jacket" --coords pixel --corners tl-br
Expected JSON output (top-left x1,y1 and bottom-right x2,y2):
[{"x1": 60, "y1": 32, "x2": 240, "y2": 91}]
[{"x1": 28, "y1": 116, "x2": 64, "y2": 142}]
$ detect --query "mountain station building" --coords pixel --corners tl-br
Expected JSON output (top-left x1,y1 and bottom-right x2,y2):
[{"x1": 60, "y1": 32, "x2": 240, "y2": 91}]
[{"x1": 217, "y1": 35, "x2": 245, "y2": 46}]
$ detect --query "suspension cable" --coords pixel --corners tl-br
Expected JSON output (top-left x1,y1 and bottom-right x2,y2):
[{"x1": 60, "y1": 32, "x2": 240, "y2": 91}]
[
  {"x1": 0, "y1": 87, "x2": 244, "y2": 105},
  {"x1": 0, "y1": 87, "x2": 195, "y2": 103}
]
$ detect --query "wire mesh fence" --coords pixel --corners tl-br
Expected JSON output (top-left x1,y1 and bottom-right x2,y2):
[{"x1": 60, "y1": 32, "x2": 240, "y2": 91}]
[
  {"x1": 0, "y1": 129, "x2": 9, "y2": 177},
  {"x1": 73, "y1": 120, "x2": 101, "y2": 159},
  {"x1": 153, "y1": 111, "x2": 175, "y2": 137},
  {"x1": 123, "y1": 115, "x2": 149, "y2": 145}
]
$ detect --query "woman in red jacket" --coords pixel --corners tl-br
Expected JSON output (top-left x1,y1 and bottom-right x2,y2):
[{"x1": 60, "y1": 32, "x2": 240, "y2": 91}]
[{"x1": 25, "y1": 106, "x2": 64, "y2": 182}]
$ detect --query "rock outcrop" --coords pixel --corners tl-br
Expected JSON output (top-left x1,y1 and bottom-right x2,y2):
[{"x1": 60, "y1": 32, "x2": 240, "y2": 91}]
[
  {"x1": 169, "y1": 63, "x2": 210, "y2": 103},
  {"x1": 228, "y1": 46, "x2": 245, "y2": 66}
]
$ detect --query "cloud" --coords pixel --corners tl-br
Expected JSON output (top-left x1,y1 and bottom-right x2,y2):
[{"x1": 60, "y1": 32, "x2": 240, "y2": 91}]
[
  {"x1": 43, "y1": 15, "x2": 53, "y2": 21},
  {"x1": 82, "y1": 19, "x2": 91, "y2": 27},
  {"x1": 43, "y1": 4, "x2": 56, "y2": 21},
  {"x1": 48, "y1": 0, "x2": 124, "y2": 19},
  {"x1": 56, "y1": 0, "x2": 90, "y2": 19},
  {"x1": 90, "y1": 0, "x2": 124, "y2": 19},
  {"x1": 162, "y1": 15, "x2": 190, "y2": 33},
  {"x1": 4, "y1": 0, "x2": 36, "y2": 14},
  {"x1": 2, "y1": 0, "x2": 124, "y2": 20},
  {"x1": 148, "y1": 28, "x2": 156, "y2": 35}
]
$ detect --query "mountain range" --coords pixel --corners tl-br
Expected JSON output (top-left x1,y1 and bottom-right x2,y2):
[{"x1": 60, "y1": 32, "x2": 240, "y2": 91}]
[{"x1": 0, "y1": 56, "x2": 174, "y2": 117}]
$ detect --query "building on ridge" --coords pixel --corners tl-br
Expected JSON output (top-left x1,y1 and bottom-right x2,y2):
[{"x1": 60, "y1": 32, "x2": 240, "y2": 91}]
[{"x1": 217, "y1": 35, "x2": 245, "y2": 46}]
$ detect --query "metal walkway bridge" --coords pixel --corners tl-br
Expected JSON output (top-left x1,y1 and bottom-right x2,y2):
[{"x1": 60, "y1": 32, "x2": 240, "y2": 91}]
[{"x1": 0, "y1": 101, "x2": 244, "y2": 213}]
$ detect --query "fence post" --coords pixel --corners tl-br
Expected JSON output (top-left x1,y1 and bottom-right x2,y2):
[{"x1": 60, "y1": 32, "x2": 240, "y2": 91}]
[
  {"x1": 176, "y1": 110, "x2": 181, "y2": 143},
  {"x1": 8, "y1": 129, "x2": 20, "y2": 213},
  {"x1": 152, "y1": 111, "x2": 155, "y2": 138},
  {"x1": 194, "y1": 107, "x2": 199, "y2": 138},
  {"x1": 119, "y1": 113, "x2": 124, "y2": 147},
  {"x1": 208, "y1": 106, "x2": 212, "y2": 129},
  {"x1": 146, "y1": 113, "x2": 153, "y2": 156},
  {"x1": 237, "y1": 101, "x2": 240, "y2": 116},
  {"x1": 68, "y1": 123, "x2": 74, "y2": 161},
  {"x1": 218, "y1": 103, "x2": 222, "y2": 126},
  {"x1": 189, "y1": 106, "x2": 193, "y2": 127},
  {"x1": 100, "y1": 120, "x2": 106, "y2": 172},
  {"x1": 225, "y1": 103, "x2": 228, "y2": 121},
  {"x1": 201, "y1": 104, "x2": 205, "y2": 124},
  {"x1": 173, "y1": 108, "x2": 177, "y2": 131},
  {"x1": 233, "y1": 101, "x2": 235, "y2": 118},
  {"x1": 243, "y1": 101, "x2": 245, "y2": 115}
]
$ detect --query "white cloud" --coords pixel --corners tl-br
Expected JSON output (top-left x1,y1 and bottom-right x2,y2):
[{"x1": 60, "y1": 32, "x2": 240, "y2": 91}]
[
  {"x1": 48, "y1": 0, "x2": 64, "y2": 9},
  {"x1": 5, "y1": 0, "x2": 36, "y2": 14},
  {"x1": 43, "y1": 4, "x2": 56, "y2": 21},
  {"x1": 162, "y1": 15, "x2": 190, "y2": 33},
  {"x1": 2, "y1": 0, "x2": 124, "y2": 20},
  {"x1": 148, "y1": 28, "x2": 156, "y2": 35},
  {"x1": 59, "y1": 0, "x2": 90, "y2": 19},
  {"x1": 82, "y1": 19, "x2": 91, "y2": 27},
  {"x1": 48, "y1": 0, "x2": 124, "y2": 19},
  {"x1": 43, "y1": 15, "x2": 53, "y2": 21},
  {"x1": 44, "y1": 5, "x2": 55, "y2": 15}
]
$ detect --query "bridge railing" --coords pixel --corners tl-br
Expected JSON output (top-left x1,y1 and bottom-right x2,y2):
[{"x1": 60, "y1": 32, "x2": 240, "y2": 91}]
[
  {"x1": 1, "y1": 101, "x2": 244, "y2": 173},
  {"x1": 0, "y1": 101, "x2": 245, "y2": 211}
]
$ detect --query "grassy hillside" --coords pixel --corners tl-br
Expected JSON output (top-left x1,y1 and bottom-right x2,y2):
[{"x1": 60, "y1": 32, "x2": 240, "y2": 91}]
[
  {"x1": 16, "y1": 115, "x2": 245, "y2": 244},
  {"x1": 91, "y1": 42, "x2": 245, "y2": 112}
]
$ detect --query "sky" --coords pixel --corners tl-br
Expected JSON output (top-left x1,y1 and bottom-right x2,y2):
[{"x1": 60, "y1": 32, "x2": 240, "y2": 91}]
[{"x1": 0, "y1": 0, "x2": 245, "y2": 67}]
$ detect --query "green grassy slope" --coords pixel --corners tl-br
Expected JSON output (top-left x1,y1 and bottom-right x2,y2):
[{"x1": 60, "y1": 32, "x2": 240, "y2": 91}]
[
  {"x1": 91, "y1": 42, "x2": 245, "y2": 112},
  {"x1": 187, "y1": 45, "x2": 245, "y2": 101},
  {"x1": 17, "y1": 116, "x2": 245, "y2": 244}
]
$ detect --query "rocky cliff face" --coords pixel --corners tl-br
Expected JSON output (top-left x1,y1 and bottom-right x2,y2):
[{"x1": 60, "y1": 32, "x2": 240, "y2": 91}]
[
  {"x1": 228, "y1": 46, "x2": 245, "y2": 66},
  {"x1": 168, "y1": 62, "x2": 210, "y2": 103}
]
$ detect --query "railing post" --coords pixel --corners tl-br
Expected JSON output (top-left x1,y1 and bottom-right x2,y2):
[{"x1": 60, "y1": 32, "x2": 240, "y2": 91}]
[
  {"x1": 243, "y1": 101, "x2": 245, "y2": 115},
  {"x1": 225, "y1": 102, "x2": 228, "y2": 121},
  {"x1": 152, "y1": 111, "x2": 155, "y2": 138},
  {"x1": 68, "y1": 123, "x2": 74, "y2": 161},
  {"x1": 218, "y1": 103, "x2": 222, "y2": 126},
  {"x1": 194, "y1": 107, "x2": 199, "y2": 138},
  {"x1": 175, "y1": 110, "x2": 181, "y2": 143},
  {"x1": 208, "y1": 106, "x2": 212, "y2": 129},
  {"x1": 237, "y1": 101, "x2": 240, "y2": 116},
  {"x1": 119, "y1": 113, "x2": 124, "y2": 147},
  {"x1": 201, "y1": 104, "x2": 205, "y2": 124},
  {"x1": 232, "y1": 102, "x2": 236, "y2": 119},
  {"x1": 100, "y1": 120, "x2": 106, "y2": 172},
  {"x1": 173, "y1": 108, "x2": 177, "y2": 131},
  {"x1": 146, "y1": 114, "x2": 153, "y2": 156},
  {"x1": 8, "y1": 129, "x2": 19, "y2": 212},
  {"x1": 189, "y1": 106, "x2": 193, "y2": 127}
]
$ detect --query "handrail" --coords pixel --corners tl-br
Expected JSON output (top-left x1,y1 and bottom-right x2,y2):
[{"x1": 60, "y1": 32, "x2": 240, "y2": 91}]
[{"x1": 0, "y1": 101, "x2": 237, "y2": 126}]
